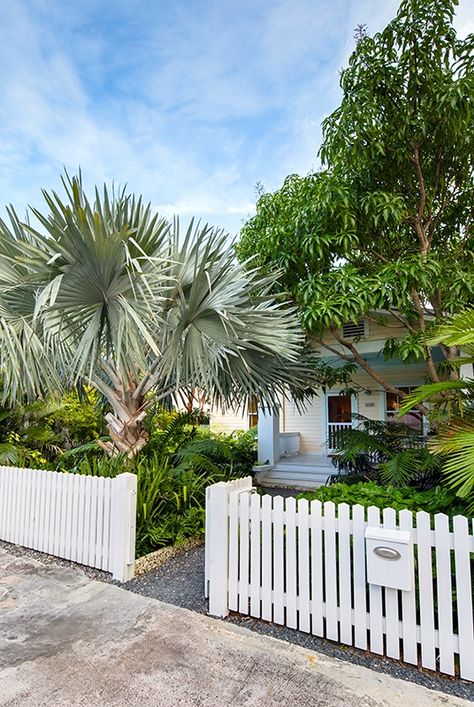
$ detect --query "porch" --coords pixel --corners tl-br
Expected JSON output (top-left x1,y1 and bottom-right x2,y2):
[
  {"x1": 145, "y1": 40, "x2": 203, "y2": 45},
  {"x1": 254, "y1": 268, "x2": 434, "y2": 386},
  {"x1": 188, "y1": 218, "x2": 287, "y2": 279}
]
[
  {"x1": 254, "y1": 406, "x2": 339, "y2": 489},
  {"x1": 255, "y1": 451, "x2": 336, "y2": 489}
]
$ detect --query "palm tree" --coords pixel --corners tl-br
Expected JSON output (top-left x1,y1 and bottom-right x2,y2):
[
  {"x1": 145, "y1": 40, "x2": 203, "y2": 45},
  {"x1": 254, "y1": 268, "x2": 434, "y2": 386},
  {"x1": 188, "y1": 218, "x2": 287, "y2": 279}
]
[
  {"x1": 0, "y1": 174, "x2": 312, "y2": 457},
  {"x1": 400, "y1": 309, "x2": 474, "y2": 510}
]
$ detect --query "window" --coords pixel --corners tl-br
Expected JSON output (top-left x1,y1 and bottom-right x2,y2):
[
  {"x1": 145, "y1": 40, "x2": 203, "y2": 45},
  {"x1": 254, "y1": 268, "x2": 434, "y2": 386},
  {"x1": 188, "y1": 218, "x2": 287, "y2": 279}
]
[
  {"x1": 248, "y1": 397, "x2": 258, "y2": 428},
  {"x1": 342, "y1": 320, "x2": 368, "y2": 339},
  {"x1": 327, "y1": 394, "x2": 352, "y2": 424},
  {"x1": 386, "y1": 387, "x2": 423, "y2": 432}
]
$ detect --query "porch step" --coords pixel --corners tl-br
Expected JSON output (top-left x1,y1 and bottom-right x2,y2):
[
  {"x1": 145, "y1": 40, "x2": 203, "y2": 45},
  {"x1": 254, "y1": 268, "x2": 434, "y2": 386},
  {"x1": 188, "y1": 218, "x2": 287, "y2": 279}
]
[
  {"x1": 257, "y1": 468, "x2": 331, "y2": 490},
  {"x1": 272, "y1": 462, "x2": 334, "y2": 474},
  {"x1": 258, "y1": 475, "x2": 327, "y2": 490}
]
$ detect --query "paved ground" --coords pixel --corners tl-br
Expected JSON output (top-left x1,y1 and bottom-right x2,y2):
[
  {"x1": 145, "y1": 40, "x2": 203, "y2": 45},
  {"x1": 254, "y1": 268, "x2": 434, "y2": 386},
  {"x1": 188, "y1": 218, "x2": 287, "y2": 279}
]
[
  {"x1": 125, "y1": 545, "x2": 474, "y2": 701},
  {"x1": 0, "y1": 547, "x2": 470, "y2": 707}
]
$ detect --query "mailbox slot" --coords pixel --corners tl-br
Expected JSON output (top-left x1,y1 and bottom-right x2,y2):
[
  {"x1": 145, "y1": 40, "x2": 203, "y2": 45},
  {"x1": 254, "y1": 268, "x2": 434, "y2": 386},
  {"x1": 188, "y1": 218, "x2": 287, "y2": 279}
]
[{"x1": 365, "y1": 526, "x2": 413, "y2": 591}]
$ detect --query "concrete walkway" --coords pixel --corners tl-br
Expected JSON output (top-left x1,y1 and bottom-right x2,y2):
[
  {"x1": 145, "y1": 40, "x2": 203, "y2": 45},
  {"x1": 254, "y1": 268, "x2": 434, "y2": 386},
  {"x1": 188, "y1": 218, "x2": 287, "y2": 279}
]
[{"x1": 0, "y1": 547, "x2": 469, "y2": 707}]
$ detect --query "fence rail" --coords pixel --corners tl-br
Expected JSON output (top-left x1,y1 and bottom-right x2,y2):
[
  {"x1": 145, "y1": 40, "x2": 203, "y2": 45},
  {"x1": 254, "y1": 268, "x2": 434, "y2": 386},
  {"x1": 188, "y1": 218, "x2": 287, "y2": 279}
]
[
  {"x1": 205, "y1": 478, "x2": 474, "y2": 681},
  {"x1": 0, "y1": 465, "x2": 137, "y2": 581}
]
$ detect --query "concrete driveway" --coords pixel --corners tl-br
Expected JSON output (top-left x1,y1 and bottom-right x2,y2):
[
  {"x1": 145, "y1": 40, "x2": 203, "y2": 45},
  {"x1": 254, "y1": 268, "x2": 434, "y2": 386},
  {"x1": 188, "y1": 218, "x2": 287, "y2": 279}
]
[{"x1": 0, "y1": 546, "x2": 469, "y2": 707}]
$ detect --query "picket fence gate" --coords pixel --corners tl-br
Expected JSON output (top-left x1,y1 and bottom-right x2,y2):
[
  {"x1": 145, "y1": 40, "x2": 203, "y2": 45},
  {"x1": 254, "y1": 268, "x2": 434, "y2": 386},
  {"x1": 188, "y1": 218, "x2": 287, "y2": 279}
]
[
  {"x1": 205, "y1": 477, "x2": 474, "y2": 681},
  {"x1": 0, "y1": 465, "x2": 137, "y2": 581}
]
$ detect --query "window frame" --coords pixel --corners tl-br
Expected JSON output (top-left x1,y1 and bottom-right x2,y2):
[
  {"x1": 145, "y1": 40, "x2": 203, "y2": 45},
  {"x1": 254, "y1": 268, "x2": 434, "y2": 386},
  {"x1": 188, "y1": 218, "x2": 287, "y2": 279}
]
[{"x1": 385, "y1": 385, "x2": 424, "y2": 433}]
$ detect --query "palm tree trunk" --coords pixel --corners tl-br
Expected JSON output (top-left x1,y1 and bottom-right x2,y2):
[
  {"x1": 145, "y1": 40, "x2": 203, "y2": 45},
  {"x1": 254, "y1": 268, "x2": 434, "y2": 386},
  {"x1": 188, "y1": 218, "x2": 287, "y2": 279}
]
[{"x1": 95, "y1": 372, "x2": 150, "y2": 458}]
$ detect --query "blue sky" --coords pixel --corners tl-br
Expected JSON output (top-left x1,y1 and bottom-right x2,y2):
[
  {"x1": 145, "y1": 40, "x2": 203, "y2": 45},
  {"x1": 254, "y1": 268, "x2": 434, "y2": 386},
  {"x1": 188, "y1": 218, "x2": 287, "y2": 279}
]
[{"x1": 0, "y1": 0, "x2": 473, "y2": 235}]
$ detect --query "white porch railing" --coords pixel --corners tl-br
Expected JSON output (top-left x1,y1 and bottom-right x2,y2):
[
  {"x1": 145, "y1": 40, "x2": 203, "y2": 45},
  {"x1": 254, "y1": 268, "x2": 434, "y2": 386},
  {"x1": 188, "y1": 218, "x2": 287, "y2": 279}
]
[{"x1": 327, "y1": 422, "x2": 352, "y2": 451}]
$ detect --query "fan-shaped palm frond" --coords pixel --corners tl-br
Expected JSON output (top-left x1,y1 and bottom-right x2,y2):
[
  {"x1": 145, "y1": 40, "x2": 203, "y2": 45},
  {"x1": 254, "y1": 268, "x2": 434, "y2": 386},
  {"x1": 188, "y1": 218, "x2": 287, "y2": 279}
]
[{"x1": 0, "y1": 173, "x2": 314, "y2": 455}]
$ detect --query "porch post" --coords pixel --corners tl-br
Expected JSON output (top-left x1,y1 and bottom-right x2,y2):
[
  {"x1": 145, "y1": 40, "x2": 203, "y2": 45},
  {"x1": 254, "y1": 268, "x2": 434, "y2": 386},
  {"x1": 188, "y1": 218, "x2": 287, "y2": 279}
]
[
  {"x1": 258, "y1": 406, "x2": 280, "y2": 465},
  {"x1": 460, "y1": 356, "x2": 473, "y2": 381}
]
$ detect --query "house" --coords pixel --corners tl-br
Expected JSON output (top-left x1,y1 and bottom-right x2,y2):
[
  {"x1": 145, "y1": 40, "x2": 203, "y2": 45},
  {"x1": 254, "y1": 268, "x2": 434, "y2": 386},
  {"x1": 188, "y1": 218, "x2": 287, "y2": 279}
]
[{"x1": 210, "y1": 314, "x2": 436, "y2": 489}]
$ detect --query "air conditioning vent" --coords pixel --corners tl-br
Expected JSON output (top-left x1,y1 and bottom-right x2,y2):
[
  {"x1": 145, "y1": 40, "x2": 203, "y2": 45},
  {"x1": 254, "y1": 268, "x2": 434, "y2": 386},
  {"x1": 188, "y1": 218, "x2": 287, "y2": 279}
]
[{"x1": 342, "y1": 320, "x2": 367, "y2": 339}]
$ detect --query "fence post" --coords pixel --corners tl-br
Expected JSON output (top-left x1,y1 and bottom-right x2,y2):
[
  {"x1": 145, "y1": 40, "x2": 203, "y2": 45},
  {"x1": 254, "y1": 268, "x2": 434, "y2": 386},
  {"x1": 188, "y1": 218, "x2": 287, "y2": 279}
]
[
  {"x1": 110, "y1": 472, "x2": 137, "y2": 582},
  {"x1": 207, "y1": 481, "x2": 231, "y2": 617}
]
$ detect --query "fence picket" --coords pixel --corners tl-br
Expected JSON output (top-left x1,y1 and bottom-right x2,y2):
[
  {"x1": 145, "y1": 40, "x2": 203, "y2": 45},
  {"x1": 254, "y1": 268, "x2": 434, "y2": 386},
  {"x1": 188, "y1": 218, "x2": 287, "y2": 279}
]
[
  {"x1": 338, "y1": 503, "x2": 352, "y2": 645},
  {"x1": 310, "y1": 499, "x2": 324, "y2": 637},
  {"x1": 228, "y1": 490, "x2": 239, "y2": 611},
  {"x1": 324, "y1": 501, "x2": 338, "y2": 641},
  {"x1": 273, "y1": 495, "x2": 285, "y2": 625},
  {"x1": 367, "y1": 505, "x2": 383, "y2": 655},
  {"x1": 399, "y1": 509, "x2": 417, "y2": 665},
  {"x1": 285, "y1": 497, "x2": 298, "y2": 629},
  {"x1": 261, "y1": 494, "x2": 273, "y2": 622},
  {"x1": 416, "y1": 511, "x2": 436, "y2": 671},
  {"x1": 453, "y1": 515, "x2": 474, "y2": 682},
  {"x1": 82, "y1": 476, "x2": 92, "y2": 566},
  {"x1": 434, "y1": 513, "x2": 455, "y2": 676},
  {"x1": 250, "y1": 492, "x2": 261, "y2": 618},
  {"x1": 297, "y1": 498, "x2": 310, "y2": 633},
  {"x1": 383, "y1": 507, "x2": 400, "y2": 660},
  {"x1": 238, "y1": 491, "x2": 250, "y2": 615},
  {"x1": 352, "y1": 504, "x2": 367, "y2": 649},
  {"x1": 101, "y1": 478, "x2": 112, "y2": 570}
]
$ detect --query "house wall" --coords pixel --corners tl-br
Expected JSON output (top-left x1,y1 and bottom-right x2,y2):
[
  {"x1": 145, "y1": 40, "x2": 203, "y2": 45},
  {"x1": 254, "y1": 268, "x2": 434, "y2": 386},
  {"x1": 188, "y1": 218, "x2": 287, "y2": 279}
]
[
  {"x1": 209, "y1": 404, "x2": 248, "y2": 434},
  {"x1": 282, "y1": 365, "x2": 427, "y2": 454},
  {"x1": 209, "y1": 312, "x2": 430, "y2": 448},
  {"x1": 320, "y1": 317, "x2": 410, "y2": 355}
]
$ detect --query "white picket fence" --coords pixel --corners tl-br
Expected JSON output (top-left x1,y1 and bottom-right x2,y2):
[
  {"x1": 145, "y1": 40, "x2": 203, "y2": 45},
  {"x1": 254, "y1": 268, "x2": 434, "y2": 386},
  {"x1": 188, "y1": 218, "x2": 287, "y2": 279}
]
[
  {"x1": 205, "y1": 477, "x2": 474, "y2": 681},
  {"x1": 0, "y1": 465, "x2": 137, "y2": 581}
]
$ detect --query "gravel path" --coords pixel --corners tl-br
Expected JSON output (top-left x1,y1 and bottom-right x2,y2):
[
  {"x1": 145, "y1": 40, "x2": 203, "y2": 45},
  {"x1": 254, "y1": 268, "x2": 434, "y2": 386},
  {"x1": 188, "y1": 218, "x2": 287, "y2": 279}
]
[{"x1": 124, "y1": 545, "x2": 474, "y2": 703}]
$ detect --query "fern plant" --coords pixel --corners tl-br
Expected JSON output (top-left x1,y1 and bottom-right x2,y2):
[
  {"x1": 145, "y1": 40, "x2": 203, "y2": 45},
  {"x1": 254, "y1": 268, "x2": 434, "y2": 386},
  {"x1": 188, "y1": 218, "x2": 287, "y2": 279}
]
[{"x1": 331, "y1": 414, "x2": 440, "y2": 489}]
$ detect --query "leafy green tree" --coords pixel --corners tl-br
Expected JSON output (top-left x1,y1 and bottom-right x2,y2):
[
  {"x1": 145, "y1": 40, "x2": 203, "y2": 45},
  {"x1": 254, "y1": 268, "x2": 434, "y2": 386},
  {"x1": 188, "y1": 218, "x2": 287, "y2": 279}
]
[
  {"x1": 0, "y1": 175, "x2": 319, "y2": 457},
  {"x1": 238, "y1": 0, "x2": 474, "y2": 407}
]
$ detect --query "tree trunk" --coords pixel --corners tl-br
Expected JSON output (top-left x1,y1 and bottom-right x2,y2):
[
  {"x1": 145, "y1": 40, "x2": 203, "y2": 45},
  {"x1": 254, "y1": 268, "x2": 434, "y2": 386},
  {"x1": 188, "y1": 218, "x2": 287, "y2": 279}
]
[{"x1": 96, "y1": 376, "x2": 150, "y2": 458}]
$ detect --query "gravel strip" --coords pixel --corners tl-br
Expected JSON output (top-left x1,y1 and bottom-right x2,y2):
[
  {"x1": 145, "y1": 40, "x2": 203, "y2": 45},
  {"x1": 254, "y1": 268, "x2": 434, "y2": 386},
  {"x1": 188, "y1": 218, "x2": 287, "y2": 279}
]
[{"x1": 124, "y1": 545, "x2": 474, "y2": 703}]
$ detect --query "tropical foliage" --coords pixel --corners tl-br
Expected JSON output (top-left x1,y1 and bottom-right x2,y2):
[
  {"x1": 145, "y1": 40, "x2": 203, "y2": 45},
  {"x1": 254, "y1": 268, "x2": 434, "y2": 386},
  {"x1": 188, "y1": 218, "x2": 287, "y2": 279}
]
[
  {"x1": 0, "y1": 385, "x2": 104, "y2": 468},
  {"x1": 329, "y1": 415, "x2": 442, "y2": 488},
  {"x1": 401, "y1": 309, "x2": 474, "y2": 511},
  {"x1": 237, "y1": 0, "x2": 474, "y2": 406},
  {"x1": 296, "y1": 481, "x2": 468, "y2": 517},
  {"x1": 0, "y1": 174, "x2": 321, "y2": 457},
  {"x1": 70, "y1": 411, "x2": 255, "y2": 557}
]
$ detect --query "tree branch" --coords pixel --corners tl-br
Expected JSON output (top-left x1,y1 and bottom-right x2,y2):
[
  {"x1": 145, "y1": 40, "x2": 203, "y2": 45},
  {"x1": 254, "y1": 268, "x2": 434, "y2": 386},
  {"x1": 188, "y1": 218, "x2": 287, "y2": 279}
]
[
  {"x1": 329, "y1": 328, "x2": 430, "y2": 416},
  {"x1": 411, "y1": 288, "x2": 441, "y2": 383}
]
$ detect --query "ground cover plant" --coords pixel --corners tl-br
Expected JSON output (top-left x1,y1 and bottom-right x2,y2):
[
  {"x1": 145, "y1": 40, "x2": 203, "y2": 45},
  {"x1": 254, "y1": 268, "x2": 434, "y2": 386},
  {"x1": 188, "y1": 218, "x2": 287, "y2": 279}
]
[{"x1": 296, "y1": 481, "x2": 468, "y2": 517}]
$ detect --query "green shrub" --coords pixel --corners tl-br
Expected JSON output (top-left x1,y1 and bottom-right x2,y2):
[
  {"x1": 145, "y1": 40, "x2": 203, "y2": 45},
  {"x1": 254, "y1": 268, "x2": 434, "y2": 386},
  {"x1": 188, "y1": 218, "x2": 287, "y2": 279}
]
[
  {"x1": 71, "y1": 451, "x2": 246, "y2": 557},
  {"x1": 297, "y1": 481, "x2": 469, "y2": 517}
]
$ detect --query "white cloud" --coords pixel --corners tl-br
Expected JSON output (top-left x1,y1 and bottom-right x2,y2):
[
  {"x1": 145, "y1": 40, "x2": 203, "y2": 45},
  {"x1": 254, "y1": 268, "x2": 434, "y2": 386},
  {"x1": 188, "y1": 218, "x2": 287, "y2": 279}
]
[{"x1": 0, "y1": 0, "x2": 472, "y2": 236}]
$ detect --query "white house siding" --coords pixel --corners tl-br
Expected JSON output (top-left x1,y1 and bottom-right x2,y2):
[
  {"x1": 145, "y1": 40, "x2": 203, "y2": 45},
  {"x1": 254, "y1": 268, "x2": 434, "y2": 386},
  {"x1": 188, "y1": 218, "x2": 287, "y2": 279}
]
[
  {"x1": 209, "y1": 404, "x2": 248, "y2": 434},
  {"x1": 282, "y1": 366, "x2": 427, "y2": 454},
  {"x1": 320, "y1": 318, "x2": 409, "y2": 356},
  {"x1": 282, "y1": 395, "x2": 324, "y2": 453}
]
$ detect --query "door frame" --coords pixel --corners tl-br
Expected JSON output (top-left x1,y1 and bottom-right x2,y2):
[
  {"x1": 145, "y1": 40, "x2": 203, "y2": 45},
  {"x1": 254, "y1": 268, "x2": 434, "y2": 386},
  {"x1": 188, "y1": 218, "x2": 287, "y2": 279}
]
[{"x1": 324, "y1": 391, "x2": 358, "y2": 454}]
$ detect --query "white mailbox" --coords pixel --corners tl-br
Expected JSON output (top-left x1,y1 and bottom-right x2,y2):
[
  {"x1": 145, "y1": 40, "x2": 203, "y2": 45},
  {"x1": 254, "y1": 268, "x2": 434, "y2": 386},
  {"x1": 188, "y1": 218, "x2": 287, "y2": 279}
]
[{"x1": 365, "y1": 526, "x2": 413, "y2": 591}]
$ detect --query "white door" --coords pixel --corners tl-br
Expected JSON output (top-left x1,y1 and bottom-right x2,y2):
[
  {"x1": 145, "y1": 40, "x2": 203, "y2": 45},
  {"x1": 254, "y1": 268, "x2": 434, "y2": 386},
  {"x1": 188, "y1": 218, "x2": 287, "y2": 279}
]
[{"x1": 326, "y1": 393, "x2": 353, "y2": 452}]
